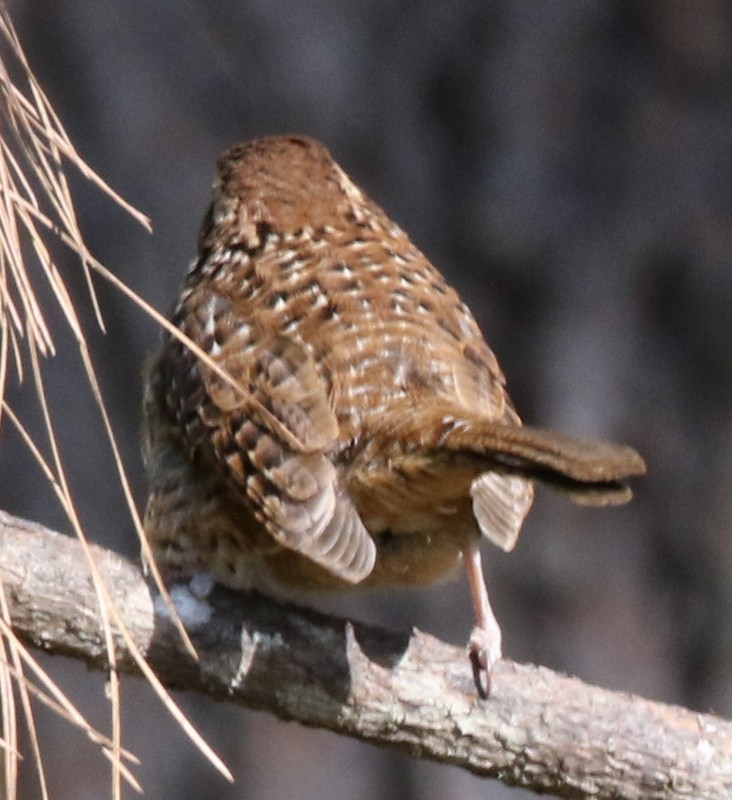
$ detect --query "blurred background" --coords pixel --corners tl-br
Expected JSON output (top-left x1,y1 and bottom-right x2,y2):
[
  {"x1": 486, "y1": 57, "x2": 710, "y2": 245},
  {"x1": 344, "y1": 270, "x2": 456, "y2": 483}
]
[{"x1": 2, "y1": 1, "x2": 732, "y2": 798}]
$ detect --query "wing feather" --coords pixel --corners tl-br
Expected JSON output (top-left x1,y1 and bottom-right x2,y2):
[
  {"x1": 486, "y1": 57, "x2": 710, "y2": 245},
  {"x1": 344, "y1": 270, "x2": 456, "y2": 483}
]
[{"x1": 169, "y1": 290, "x2": 375, "y2": 581}]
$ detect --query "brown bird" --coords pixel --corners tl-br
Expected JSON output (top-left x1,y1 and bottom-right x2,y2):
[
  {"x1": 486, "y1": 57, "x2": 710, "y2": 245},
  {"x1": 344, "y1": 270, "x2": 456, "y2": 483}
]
[{"x1": 142, "y1": 135, "x2": 645, "y2": 696}]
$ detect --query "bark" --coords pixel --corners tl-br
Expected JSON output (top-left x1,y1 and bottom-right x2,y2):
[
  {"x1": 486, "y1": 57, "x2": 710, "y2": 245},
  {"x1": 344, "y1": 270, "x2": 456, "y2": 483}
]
[{"x1": 0, "y1": 509, "x2": 730, "y2": 799}]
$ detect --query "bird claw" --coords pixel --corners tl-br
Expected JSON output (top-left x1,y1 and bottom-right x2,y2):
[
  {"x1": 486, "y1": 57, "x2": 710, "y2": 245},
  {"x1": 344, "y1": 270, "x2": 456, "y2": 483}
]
[
  {"x1": 469, "y1": 648, "x2": 491, "y2": 699},
  {"x1": 468, "y1": 625, "x2": 502, "y2": 699}
]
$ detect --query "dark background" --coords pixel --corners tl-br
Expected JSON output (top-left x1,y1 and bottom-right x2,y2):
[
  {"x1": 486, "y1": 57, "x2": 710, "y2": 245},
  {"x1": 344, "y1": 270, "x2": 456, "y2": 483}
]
[{"x1": 3, "y1": 1, "x2": 732, "y2": 798}]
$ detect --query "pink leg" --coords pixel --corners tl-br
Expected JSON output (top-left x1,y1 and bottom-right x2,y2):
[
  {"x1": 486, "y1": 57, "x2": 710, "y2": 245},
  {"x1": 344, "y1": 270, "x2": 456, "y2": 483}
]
[{"x1": 463, "y1": 542, "x2": 502, "y2": 698}]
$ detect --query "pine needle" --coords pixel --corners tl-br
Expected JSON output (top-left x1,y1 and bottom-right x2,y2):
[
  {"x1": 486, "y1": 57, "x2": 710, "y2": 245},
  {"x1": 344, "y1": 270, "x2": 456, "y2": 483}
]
[{"x1": 0, "y1": 2, "x2": 234, "y2": 795}]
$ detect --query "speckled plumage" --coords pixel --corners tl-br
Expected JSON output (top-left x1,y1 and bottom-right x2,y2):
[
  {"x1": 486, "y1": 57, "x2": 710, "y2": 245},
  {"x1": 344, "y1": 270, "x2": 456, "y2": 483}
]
[{"x1": 142, "y1": 135, "x2": 645, "y2": 694}]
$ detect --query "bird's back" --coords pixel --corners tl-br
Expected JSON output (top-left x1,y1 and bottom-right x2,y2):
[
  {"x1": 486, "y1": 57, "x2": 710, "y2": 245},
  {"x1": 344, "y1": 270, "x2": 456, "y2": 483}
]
[{"x1": 143, "y1": 135, "x2": 642, "y2": 601}]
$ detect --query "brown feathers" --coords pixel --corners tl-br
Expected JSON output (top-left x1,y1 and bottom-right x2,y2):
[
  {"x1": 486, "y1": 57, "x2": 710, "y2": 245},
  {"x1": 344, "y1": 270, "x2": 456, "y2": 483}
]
[{"x1": 142, "y1": 136, "x2": 645, "y2": 691}]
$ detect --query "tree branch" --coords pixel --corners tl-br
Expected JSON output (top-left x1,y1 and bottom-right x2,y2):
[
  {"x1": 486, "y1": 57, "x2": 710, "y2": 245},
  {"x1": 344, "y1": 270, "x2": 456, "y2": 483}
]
[{"x1": 0, "y1": 509, "x2": 730, "y2": 799}]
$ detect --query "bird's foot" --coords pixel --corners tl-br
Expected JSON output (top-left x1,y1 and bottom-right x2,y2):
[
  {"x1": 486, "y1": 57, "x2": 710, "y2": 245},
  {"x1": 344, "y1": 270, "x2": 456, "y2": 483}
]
[
  {"x1": 188, "y1": 570, "x2": 215, "y2": 599},
  {"x1": 468, "y1": 624, "x2": 502, "y2": 699},
  {"x1": 154, "y1": 571, "x2": 215, "y2": 629}
]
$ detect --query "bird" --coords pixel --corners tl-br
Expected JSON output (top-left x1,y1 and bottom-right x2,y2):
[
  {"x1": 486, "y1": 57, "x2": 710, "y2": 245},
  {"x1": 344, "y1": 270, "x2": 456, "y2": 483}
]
[{"x1": 142, "y1": 134, "x2": 646, "y2": 697}]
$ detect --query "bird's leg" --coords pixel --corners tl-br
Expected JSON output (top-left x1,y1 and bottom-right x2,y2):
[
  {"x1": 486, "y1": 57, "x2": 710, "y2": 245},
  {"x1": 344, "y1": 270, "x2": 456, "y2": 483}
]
[{"x1": 463, "y1": 542, "x2": 502, "y2": 698}]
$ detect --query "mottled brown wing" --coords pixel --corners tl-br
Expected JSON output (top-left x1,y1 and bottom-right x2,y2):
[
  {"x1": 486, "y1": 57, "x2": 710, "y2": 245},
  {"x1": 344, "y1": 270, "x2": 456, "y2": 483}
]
[{"x1": 181, "y1": 291, "x2": 376, "y2": 582}]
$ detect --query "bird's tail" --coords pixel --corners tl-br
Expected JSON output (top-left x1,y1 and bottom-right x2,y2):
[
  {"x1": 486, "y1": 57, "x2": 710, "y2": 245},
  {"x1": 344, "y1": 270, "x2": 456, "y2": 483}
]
[{"x1": 386, "y1": 407, "x2": 646, "y2": 506}]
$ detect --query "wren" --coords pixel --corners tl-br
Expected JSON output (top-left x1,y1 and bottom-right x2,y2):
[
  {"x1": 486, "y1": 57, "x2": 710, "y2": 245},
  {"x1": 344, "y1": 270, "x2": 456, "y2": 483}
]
[{"x1": 142, "y1": 135, "x2": 645, "y2": 696}]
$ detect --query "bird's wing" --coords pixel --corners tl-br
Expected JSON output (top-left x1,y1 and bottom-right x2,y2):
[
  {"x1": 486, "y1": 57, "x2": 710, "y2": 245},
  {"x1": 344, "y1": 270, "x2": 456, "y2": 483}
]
[
  {"x1": 165, "y1": 289, "x2": 375, "y2": 583},
  {"x1": 470, "y1": 472, "x2": 534, "y2": 552}
]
